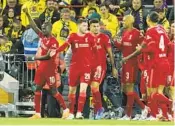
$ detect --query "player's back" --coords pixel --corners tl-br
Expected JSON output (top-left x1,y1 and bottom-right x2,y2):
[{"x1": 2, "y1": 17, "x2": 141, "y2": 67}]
[
  {"x1": 144, "y1": 25, "x2": 170, "y2": 65},
  {"x1": 69, "y1": 33, "x2": 94, "y2": 67}
]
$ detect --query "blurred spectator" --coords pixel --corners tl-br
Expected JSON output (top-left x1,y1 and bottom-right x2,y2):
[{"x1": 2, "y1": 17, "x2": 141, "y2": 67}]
[
  {"x1": 156, "y1": 8, "x2": 170, "y2": 32},
  {"x1": 52, "y1": 8, "x2": 77, "y2": 47},
  {"x1": 39, "y1": 0, "x2": 60, "y2": 24},
  {"x1": 7, "y1": 19, "x2": 25, "y2": 54},
  {"x1": 0, "y1": 15, "x2": 5, "y2": 35},
  {"x1": 0, "y1": 0, "x2": 7, "y2": 14},
  {"x1": 3, "y1": 0, "x2": 22, "y2": 19},
  {"x1": 70, "y1": 9, "x2": 77, "y2": 22},
  {"x1": 3, "y1": 8, "x2": 17, "y2": 35},
  {"x1": 105, "y1": 0, "x2": 131, "y2": 16},
  {"x1": 22, "y1": 19, "x2": 41, "y2": 55},
  {"x1": 21, "y1": 0, "x2": 46, "y2": 27},
  {"x1": 153, "y1": 0, "x2": 167, "y2": 9},
  {"x1": 99, "y1": 4, "x2": 119, "y2": 37},
  {"x1": 168, "y1": 8, "x2": 174, "y2": 24},
  {"x1": 125, "y1": 0, "x2": 148, "y2": 32},
  {"x1": 0, "y1": 36, "x2": 12, "y2": 53},
  {"x1": 81, "y1": 0, "x2": 100, "y2": 17}
]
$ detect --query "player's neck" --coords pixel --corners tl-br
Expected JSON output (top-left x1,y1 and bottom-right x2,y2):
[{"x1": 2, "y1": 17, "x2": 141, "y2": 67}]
[
  {"x1": 149, "y1": 23, "x2": 157, "y2": 28},
  {"x1": 77, "y1": 32, "x2": 85, "y2": 36},
  {"x1": 126, "y1": 26, "x2": 134, "y2": 31}
]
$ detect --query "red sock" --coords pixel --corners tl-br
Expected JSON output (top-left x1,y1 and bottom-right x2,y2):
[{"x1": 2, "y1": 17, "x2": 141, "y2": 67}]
[
  {"x1": 68, "y1": 94, "x2": 76, "y2": 114},
  {"x1": 133, "y1": 92, "x2": 145, "y2": 109},
  {"x1": 34, "y1": 91, "x2": 41, "y2": 113},
  {"x1": 92, "y1": 98, "x2": 98, "y2": 114},
  {"x1": 53, "y1": 93, "x2": 66, "y2": 110},
  {"x1": 126, "y1": 92, "x2": 135, "y2": 117},
  {"x1": 160, "y1": 103, "x2": 168, "y2": 119},
  {"x1": 77, "y1": 92, "x2": 86, "y2": 113},
  {"x1": 92, "y1": 91, "x2": 102, "y2": 110},
  {"x1": 149, "y1": 94, "x2": 158, "y2": 117}
]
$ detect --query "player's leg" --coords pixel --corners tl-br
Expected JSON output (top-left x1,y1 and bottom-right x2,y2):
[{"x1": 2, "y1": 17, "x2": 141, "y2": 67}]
[
  {"x1": 67, "y1": 66, "x2": 79, "y2": 119},
  {"x1": 91, "y1": 65, "x2": 106, "y2": 120},
  {"x1": 46, "y1": 69, "x2": 69, "y2": 119},
  {"x1": 76, "y1": 68, "x2": 91, "y2": 119},
  {"x1": 30, "y1": 68, "x2": 46, "y2": 118},
  {"x1": 49, "y1": 86, "x2": 69, "y2": 119}
]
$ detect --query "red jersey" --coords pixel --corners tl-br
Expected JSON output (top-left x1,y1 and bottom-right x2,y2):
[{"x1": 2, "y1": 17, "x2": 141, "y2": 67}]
[
  {"x1": 66, "y1": 33, "x2": 95, "y2": 67},
  {"x1": 38, "y1": 32, "x2": 59, "y2": 68},
  {"x1": 93, "y1": 33, "x2": 111, "y2": 65},
  {"x1": 168, "y1": 40, "x2": 174, "y2": 67},
  {"x1": 115, "y1": 28, "x2": 143, "y2": 66},
  {"x1": 141, "y1": 25, "x2": 170, "y2": 68}
]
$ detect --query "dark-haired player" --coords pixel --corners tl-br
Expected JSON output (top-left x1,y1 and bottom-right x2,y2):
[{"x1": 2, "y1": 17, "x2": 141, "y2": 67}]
[
  {"x1": 123, "y1": 11, "x2": 172, "y2": 120},
  {"x1": 89, "y1": 19, "x2": 118, "y2": 120}
]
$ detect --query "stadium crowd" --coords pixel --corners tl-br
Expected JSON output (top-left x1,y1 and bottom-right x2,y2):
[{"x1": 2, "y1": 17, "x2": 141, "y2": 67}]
[{"x1": 0, "y1": 0, "x2": 174, "y2": 122}]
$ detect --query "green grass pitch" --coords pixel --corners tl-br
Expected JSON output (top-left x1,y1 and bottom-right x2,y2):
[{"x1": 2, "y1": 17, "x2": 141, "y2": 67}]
[{"x1": 0, "y1": 118, "x2": 174, "y2": 126}]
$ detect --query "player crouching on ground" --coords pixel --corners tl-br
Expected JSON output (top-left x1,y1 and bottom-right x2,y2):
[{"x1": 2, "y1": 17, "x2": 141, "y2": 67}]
[{"x1": 23, "y1": 8, "x2": 69, "y2": 119}]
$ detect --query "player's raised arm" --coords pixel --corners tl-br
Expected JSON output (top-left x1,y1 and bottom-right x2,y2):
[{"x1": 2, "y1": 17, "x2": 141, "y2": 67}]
[{"x1": 23, "y1": 8, "x2": 42, "y2": 34}]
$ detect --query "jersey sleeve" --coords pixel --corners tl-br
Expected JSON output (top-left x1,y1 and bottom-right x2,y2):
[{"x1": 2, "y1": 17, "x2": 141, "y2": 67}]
[
  {"x1": 65, "y1": 33, "x2": 74, "y2": 45},
  {"x1": 38, "y1": 32, "x2": 44, "y2": 38},
  {"x1": 104, "y1": 35, "x2": 111, "y2": 49}
]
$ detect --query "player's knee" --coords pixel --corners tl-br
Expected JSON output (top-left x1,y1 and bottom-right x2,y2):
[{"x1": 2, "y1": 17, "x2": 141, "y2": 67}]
[
  {"x1": 69, "y1": 86, "x2": 76, "y2": 94},
  {"x1": 80, "y1": 83, "x2": 88, "y2": 93},
  {"x1": 35, "y1": 85, "x2": 43, "y2": 92},
  {"x1": 50, "y1": 87, "x2": 58, "y2": 96}
]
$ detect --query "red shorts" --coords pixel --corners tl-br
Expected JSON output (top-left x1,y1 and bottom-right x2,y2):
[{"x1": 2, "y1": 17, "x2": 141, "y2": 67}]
[
  {"x1": 34, "y1": 66, "x2": 57, "y2": 88},
  {"x1": 91, "y1": 64, "x2": 106, "y2": 84},
  {"x1": 140, "y1": 69, "x2": 149, "y2": 94},
  {"x1": 147, "y1": 61, "x2": 170, "y2": 88},
  {"x1": 69, "y1": 65, "x2": 91, "y2": 87},
  {"x1": 121, "y1": 63, "x2": 138, "y2": 84}
]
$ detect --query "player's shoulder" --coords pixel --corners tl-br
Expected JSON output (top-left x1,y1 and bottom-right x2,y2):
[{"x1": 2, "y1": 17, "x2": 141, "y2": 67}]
[{"x1": 99, "y1": 33, "x2": 109, "y2": 39}]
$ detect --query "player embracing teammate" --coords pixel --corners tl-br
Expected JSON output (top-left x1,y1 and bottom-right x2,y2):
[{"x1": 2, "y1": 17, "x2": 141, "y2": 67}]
[{"x1": 123, "y1": 11, "x2": 173, "y2": 121}]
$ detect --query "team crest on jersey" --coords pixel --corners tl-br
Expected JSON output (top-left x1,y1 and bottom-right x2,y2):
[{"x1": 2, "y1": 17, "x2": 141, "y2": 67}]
[
  {"x1": 128, "y1": 35, "x2": 132, "y2": 40},
  {"x1": 146, "y1": 35, "x2": 152, "y2": 40},
  {"x1": 75, "y1": 43, "x2": 79, "y2": 48},
  {"x1": 97, "y1": 38, "x2": 100, "y2": 43},
  {"x1": 85, "y1": 38, "x2": 88, "y2": 43}
]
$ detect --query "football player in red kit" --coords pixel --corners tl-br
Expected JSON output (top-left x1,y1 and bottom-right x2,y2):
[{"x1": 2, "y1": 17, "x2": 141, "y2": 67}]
[
  {"x1": 123, "y1": 11, "x2": 172, "y2": 120},
  {"x1": 57, "y1": 19, "x2": 95, "y2": 119},
  {"x1": 89, "y1": 19, "x2": 118, "y2": 120},
  {"x1": 114, "y1": 15, "x2": 149, "y2": 120},
  {"x1": 23, "y1": 8, "x2": 69, "y2": 119},
  {"x1": 167, "y1": 22, "x2": 175, "y2": 108}
]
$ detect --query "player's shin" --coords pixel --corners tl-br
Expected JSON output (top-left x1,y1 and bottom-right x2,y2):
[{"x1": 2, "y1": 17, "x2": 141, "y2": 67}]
[
  {"x1": 91, "y1": 82, "x2": 102, "y2": 110},
  {"x1": 34, "y1": 91, "x2": 42, "y2": 114},
  {"x1": 77, "y1": 83, "x2": 88, "y2": 114}
]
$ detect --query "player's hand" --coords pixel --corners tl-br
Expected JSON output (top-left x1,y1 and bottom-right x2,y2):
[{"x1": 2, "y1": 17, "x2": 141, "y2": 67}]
[
  {"x1": 48, "y1": 49, "x2": 56, "y2": 57},
  {"x1": 121, "y1": 57, "x2": 128, "y2": 64},
  {"x1": 26, "y1": 55, "x2": 35, "y2": 61},
  {"x1": 136, "y1": 44, "x2": 142, "y2": 51},
  {"x1": 112, "y1": 67, "x2": 118, "y2": 78}
]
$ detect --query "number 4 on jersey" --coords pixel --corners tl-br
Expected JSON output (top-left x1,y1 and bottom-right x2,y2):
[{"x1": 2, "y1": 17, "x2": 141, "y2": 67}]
[{"x1": 159, "y1": 35, "x2": 165, "y2": 51}]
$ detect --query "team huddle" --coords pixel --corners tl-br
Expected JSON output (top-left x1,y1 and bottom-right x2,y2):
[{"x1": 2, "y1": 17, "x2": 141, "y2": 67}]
[{"x1": 23, "y1": 7, "x2": 174, "y2": 121}]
